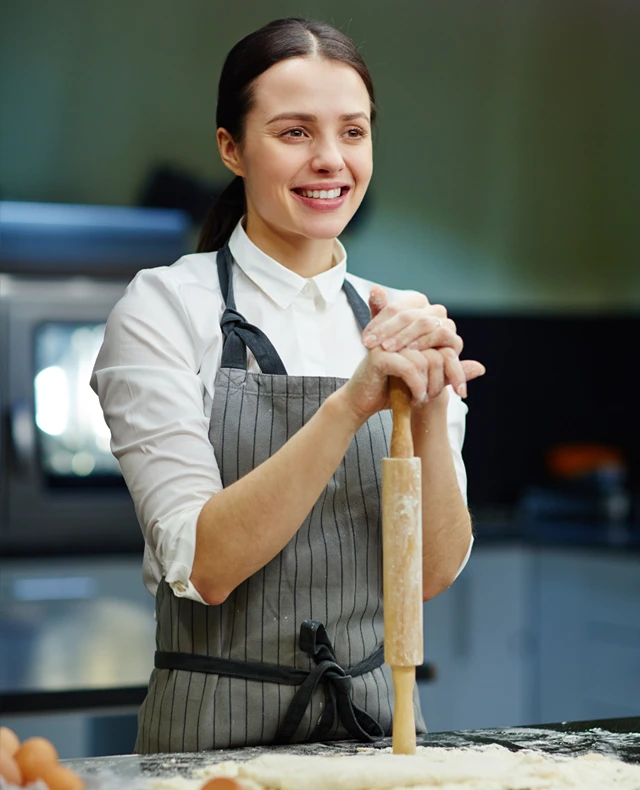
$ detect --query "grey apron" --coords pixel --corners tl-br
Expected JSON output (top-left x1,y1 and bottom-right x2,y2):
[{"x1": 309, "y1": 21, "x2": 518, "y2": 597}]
[{"x1": 135, "y1": 245, "x2": 426, "y2": 753}]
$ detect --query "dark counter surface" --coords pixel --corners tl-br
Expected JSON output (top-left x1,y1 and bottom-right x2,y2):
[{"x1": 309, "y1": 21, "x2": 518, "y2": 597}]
[{"x1": 64, "y1": 716, "x2": 639, "y2": 785}]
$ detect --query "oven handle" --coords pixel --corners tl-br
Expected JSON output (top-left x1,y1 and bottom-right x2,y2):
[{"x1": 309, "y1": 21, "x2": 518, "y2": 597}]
[{"x1": 10, "y1": 398, "x2": 35, "y2": 472}]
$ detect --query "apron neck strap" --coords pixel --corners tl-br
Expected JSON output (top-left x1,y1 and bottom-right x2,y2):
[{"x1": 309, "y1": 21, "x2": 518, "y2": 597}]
[{"x1": 342, "y1": 278, "x2": 371, "y2": 332}]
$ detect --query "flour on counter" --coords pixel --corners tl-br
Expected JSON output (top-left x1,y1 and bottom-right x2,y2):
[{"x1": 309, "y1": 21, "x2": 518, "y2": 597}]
[{"x1": 145, "y1": 743, "x2": 640, "y2": 790}]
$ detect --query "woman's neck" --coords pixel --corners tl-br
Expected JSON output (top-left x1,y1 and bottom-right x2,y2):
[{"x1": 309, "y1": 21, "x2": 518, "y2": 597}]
[{"x1": 244, "y1": 214, "x2": 338, "y2": 278}]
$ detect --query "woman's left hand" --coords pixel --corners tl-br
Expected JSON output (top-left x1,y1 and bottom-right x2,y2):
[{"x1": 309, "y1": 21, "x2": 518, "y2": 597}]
[{"x1": 363, "y1": 286, "x2": 482, "y2": 400}]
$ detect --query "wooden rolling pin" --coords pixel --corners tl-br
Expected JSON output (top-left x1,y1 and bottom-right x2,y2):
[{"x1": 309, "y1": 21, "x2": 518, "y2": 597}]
[{"x1": 382, "y1": 378, "x2": 423, "y2": 755}]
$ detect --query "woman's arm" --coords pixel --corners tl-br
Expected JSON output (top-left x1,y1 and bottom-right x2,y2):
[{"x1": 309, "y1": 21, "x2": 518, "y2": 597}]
[
  {"x1": 191, "y1": 388, "x2": 358, "y2": 604},
  {"x1": 411, "y1": 389, "x2": 473, "y2": 601},
  {"x1": 193, "y1": 286, "x2": 483, "y2": 605},
  {"x1": 191, "y1": 344, "x2": 434, "y2": 605}
]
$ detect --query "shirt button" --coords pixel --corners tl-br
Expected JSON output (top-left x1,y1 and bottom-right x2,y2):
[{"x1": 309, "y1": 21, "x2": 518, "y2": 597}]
[
  {"x1": 302, "y1": 282, "x2": 313, "y2": 295},
  {"x1": 173, "y1": 581, "x2": 188, "y2": 594}
]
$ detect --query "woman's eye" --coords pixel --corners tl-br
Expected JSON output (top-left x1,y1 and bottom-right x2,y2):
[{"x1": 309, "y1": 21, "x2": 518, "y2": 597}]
[
  {"x1": 345, "y1": 127, "x2": 367, "y2": 139},
  {"x1": 282, "y1": 128, "x2": 306, "y2": 139}
]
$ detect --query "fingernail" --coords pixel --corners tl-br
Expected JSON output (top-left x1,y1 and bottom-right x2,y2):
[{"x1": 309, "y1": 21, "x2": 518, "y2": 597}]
[
  {"x1": 382, "y1": 339, "x2": 397, "y2": 351},
  {"x1": 457, "y1": 383, "x2": 467, "y2": 398},
  {"x1": 421, "y1": 390, "x2": 429, "y2": 403},
  {"x1": 408, "y1": 341, "x2": 419, "y2": 350},
  {"x1": 363, "y1": 334, "x2": 377, "y2": 348}
]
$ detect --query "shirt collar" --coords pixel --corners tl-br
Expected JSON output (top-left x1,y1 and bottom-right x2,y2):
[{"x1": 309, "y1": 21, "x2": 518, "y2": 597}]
[{"x1": 227, "y1": 218, "x2": 347, "y2": 309}]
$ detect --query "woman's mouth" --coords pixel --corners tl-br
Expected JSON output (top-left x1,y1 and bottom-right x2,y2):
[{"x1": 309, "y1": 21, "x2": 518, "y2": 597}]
[{"x1": 291, "y1": 186, "x2": 351, "y2": 212}]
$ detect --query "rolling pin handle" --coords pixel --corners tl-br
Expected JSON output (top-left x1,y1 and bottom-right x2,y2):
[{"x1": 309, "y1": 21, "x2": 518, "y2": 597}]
[
  {"x1": 390, "y1": 378, "x2": 413, "y2": 459},
  {"x1": 391, "y1": 666, "x2": 417, "y2": 754}
]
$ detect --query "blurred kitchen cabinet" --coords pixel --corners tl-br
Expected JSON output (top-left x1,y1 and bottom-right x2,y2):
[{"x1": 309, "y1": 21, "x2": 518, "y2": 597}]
[
  {"x1": 534, "y1": 549, "x2": 640, "y2": 724},
  {"x1": 418, "y1": 545, "x2": 536, "y2": 732}
]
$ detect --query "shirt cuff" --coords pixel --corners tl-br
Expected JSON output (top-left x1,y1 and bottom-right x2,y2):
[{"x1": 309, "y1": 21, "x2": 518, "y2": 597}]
[
  {"x1": 154, "y1": 505, "x2": 210, "y2": 605},
  {"x1": 168, "y1": 572, "x2": 208, "y2": 605}
]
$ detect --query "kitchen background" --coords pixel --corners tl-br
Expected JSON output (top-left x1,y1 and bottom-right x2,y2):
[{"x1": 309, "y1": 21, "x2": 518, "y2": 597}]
[{"x1": 1, "y1": 0, "x2": 638, "y2": 759}]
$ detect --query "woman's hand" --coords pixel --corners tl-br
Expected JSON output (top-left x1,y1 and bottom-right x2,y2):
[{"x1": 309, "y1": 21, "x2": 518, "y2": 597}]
[
  {"x1": 339, "y1": 345, "x2": 436, "y2": 425},
  {"x1": 362, "y1": 286, "x2": 485, "y2": 400}
]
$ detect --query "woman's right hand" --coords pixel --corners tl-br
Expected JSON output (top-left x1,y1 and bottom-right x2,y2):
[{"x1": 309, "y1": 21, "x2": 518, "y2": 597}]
[
  {"x1": 338, "y1": 345, "x2": 432, "y2": 426},
  {"x1": 337, "y1": 288, "x2": 485, "y2": 427}
]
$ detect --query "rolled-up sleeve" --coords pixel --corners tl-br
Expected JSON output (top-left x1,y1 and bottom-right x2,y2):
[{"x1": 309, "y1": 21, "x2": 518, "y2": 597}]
[
  {"x1": 447, "y1": 387, "x2": 474, "y2": 579},
  {"x1": 90, "y1": 267, "x2": 222, "y2": 602}
]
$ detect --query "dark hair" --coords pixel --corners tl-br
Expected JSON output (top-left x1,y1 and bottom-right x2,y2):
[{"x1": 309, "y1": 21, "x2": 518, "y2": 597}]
[{"x1": 197, "y1": 18, "x2": 376, "y2": 252}]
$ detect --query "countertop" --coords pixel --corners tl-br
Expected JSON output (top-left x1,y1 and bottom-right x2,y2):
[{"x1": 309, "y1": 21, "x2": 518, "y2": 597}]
[{"x1": 63, "y1": 716, "x2": 639, "y2": 785}]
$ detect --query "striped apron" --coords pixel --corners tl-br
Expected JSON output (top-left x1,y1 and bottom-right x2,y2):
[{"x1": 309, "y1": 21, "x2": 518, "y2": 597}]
[{"x1": 135, "y1": 245, "x2": 426, "y2": 753}]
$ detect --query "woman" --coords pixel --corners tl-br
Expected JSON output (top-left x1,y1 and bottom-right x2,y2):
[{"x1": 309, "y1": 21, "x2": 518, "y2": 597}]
[{"x1": 91, "y1": 17, "x2": 485, "y2": 753}]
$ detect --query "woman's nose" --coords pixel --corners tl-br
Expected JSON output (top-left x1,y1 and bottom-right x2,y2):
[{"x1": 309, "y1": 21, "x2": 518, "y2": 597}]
[{"x1": 310, "y1": 137, "x2": 345, "y2": 174}]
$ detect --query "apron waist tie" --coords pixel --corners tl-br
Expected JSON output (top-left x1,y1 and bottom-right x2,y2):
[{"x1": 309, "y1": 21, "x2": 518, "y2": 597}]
[{"x1": 154, "y1": 619, "x2": 386, "y2": 745}]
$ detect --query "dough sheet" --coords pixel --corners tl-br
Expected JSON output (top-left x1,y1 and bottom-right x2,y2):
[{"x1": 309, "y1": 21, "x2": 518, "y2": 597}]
[{"x1": 148, "y1": 743, "x2": 640, "y2": 790}]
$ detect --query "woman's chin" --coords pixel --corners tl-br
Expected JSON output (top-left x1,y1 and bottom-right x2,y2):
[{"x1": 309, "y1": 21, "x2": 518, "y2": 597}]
[{"x1": 295, "y1": 214, "x2": 353, "y2": 241}]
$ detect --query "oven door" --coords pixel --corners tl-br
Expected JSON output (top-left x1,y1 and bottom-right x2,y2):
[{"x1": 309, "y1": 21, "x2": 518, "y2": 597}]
[{"x1": 1, "y1": 276, "x2": 143, "y2": 554}]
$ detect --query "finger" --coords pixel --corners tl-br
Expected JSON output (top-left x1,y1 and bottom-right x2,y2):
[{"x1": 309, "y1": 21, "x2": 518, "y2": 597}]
[
  {"x1": 375, "y1": 349, "x2": 429, "y2": 405},
  {"x1": 403, "y1": 322, "x2": 463, "y2": 355},
  {"x1": 363, "y1": 294, "x2": 429, "y2": 347},
  {"x1": 365, "y1": 303, "x2": 452, "y2": 352},
  {"x1": 429, "y1": 303, "x2": 448, "y2": 319},
  {"x1": 365, "y1": 307, "x2": 435, "y2": 351},
  {"x1": 461, "y1": 359, "x2": 487, "y2": 383},
  {"x1": 368, "y1": 286, "x2": 388, "y2": 320},
  {"x1": 421, "y1": 348, "x2": 445, "y2": 400},
  {"x1": 439, "y1": 346, "x2": 468, "y2": 398}
]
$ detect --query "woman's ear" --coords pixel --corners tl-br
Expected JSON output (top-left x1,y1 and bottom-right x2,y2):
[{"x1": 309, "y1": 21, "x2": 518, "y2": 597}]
[{"x1": 217, "y1": 128, "x2": 245, "y2": 178}]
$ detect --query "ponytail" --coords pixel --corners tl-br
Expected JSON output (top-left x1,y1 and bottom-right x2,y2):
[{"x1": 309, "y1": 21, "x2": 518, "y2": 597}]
[{"x1": 197, "y1": 176, "x2": 246, "y2": 252}]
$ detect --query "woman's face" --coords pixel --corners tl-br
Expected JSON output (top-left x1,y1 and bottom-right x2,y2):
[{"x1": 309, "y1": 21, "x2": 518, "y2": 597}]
[{"x1": 220, "y1": 57, "x2": 373, "y2": 243}]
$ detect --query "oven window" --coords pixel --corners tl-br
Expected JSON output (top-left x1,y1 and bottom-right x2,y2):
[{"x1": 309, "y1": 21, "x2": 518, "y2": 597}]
[{"x1": 34, "y1": 323, "x2": 122, "y2": 485}]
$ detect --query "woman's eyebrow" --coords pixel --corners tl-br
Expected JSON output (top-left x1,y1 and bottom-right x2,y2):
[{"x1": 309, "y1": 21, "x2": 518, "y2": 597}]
[{"x1": 266, "y1": 111, "x2": 370, "y2": 124}]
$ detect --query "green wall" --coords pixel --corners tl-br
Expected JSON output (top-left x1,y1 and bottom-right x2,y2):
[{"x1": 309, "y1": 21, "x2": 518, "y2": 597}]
[{"x1": 1, "y1": 0, "x2": 638, "y2": 310}]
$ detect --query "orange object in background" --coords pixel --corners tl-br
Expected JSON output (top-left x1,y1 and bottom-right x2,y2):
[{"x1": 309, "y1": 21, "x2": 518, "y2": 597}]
[
  {"x1": 14, "y1": 737, "x2": 59, "y2": 783},
  {"x1": 0, "y1": 727, "x2": 21, "y2": 757},
  {"x1": 546, "y1": 443, "x2": 625, "y2": 479},
  {"x1": 201, "y1": 779, "x2": 243, "y2": 789},
  {"x1": 0, "y1": 729, "x2": 84, "y2": 789},
  {"x1": 0, "y1": 749, "x2": 23, "y2": 785},
  {"x1": 39, "y1": 764, "x2": 86, "y2": 790}
]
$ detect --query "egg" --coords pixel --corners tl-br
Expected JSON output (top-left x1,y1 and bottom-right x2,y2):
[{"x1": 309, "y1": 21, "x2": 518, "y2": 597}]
[
  {"x1": 0, "y1": 749, "x2": 23, "y2": 785},
  {"x1": 200, "y1": 779, "x2": 243, "y2": 790},
  {"x1": 0, "y1": 727, "x2": 20, "y2": 757},
  {"x1": 39, "y1": 763, "x2": 85, "y2": 790},
  {"x1": 14, "y1": 736, "x2": 59, "y2": 782}
]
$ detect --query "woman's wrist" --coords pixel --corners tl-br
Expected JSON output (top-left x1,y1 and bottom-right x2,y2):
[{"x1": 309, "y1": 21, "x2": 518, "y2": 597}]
[
  {"x1": 411, "y1": 385, "x2": 449, "y2": 441},
  {"x1": 324, "y1": 387, "x2": 368, "y2": 435},
  {"x1": 417, "y1": 385, "x2": 449, "y2": 416}
]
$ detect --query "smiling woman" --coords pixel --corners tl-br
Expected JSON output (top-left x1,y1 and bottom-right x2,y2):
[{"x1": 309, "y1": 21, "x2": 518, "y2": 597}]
[
  {"x1": 216, "y1": 56, "x2": 372, "y2": 273},
  {"x1": 90, "y1": 17, "x2": 485, "y2": 754},
  {"x1": 198, "y1": 21, "x2": 376, "y2": 276}
]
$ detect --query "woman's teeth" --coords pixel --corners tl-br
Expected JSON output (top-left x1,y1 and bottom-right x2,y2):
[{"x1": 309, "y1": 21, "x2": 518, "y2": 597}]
[{"x1": 298, "y1": 188, "x2": 343, "y2": 199}]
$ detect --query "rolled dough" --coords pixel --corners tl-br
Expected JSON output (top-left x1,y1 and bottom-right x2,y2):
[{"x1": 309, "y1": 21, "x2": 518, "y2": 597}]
[{"x1": 149, "y1": 744, "x2": 640, "y2": 790}]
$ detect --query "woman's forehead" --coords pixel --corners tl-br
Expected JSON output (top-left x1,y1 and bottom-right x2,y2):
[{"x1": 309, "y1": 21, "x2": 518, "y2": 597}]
[{"x1": 250, "y1": 57, "x2": 371, "y2": 120}]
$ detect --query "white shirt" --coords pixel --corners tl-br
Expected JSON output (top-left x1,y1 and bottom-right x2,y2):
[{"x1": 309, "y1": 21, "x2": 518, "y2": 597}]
[{"x1": 91, "y1": 219, "x2": 472, "y2": 604}]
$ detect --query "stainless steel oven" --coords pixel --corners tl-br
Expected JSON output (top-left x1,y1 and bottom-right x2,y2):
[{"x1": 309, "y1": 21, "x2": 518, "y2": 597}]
[
  {"x1": 0, "y1": 276, "x2": 142, "y2": 553},
  {"x1": 0, "y1": 201, "x2": 189, "y2": 554}
]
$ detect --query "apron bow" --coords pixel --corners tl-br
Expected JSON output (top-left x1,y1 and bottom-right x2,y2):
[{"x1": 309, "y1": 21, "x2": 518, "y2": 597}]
[{"x1": 274, "y1": 619, "x2": 385, "y2": 744}]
